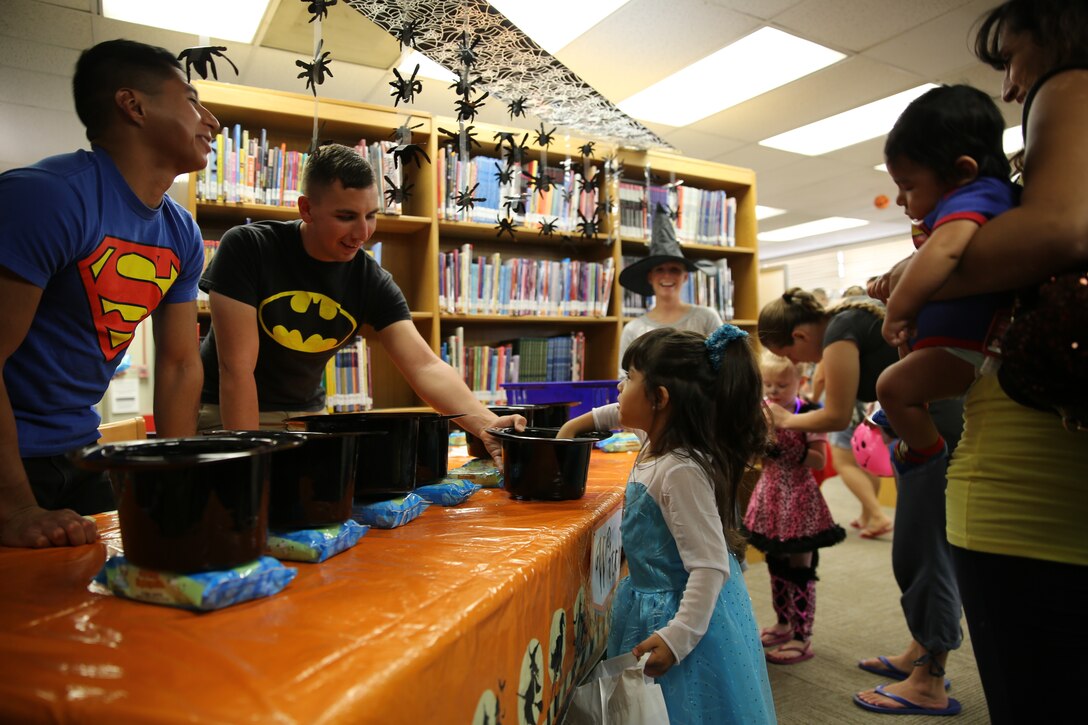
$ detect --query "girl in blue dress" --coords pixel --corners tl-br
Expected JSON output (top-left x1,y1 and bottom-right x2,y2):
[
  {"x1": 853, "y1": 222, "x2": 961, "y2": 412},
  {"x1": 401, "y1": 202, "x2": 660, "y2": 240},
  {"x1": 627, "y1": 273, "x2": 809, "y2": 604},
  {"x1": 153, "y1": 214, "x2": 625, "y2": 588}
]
[{"x1": 560, "y1": 325, "x2": 777, "y2": 724}]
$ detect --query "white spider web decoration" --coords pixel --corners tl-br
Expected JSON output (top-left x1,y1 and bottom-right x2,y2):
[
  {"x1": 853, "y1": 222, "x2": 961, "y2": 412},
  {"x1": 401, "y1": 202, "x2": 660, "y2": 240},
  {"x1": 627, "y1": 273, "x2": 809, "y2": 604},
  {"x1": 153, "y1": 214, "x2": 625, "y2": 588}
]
[{"x1": 345, "y1": 0, "x2": 670, "y2": 149}]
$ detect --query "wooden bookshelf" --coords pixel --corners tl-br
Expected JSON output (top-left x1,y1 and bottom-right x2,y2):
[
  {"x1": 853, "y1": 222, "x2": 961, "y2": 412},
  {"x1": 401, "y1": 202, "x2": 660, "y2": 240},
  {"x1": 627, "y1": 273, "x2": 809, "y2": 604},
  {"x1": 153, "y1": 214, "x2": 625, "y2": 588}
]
[{"x1": 188, "y1": 81, "x2": 760, "y2": 408}]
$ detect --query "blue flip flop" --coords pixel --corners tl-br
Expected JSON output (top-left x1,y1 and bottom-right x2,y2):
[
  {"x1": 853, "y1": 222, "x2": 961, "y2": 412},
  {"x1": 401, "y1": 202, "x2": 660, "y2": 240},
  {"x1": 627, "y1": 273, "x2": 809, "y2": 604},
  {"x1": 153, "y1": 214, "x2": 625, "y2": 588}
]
[
  {"x1": 853, "y1": 685, "x2": 961, "y2": 716},
  {"x1": 858, "y1": 656, "x2": 952, "y2": 690}
]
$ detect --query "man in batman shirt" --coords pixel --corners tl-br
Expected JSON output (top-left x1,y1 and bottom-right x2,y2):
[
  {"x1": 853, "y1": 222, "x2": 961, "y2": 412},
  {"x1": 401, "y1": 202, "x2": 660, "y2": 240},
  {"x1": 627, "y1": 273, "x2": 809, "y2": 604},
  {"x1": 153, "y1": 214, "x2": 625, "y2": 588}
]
[
  {"x1": 0, "y1": 40, "x2": 218, "y2": 548},
  {"x1": 198, "y1": 144, "x2": 522, "y2": 461}
]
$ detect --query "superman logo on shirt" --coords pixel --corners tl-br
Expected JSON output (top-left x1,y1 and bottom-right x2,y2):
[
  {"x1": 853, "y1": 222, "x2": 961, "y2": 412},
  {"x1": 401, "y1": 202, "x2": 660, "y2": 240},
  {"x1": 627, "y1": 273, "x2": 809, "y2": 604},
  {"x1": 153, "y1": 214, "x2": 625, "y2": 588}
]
[{"x1": 78, "y1": 236, "x2": 180, "y2": 361}]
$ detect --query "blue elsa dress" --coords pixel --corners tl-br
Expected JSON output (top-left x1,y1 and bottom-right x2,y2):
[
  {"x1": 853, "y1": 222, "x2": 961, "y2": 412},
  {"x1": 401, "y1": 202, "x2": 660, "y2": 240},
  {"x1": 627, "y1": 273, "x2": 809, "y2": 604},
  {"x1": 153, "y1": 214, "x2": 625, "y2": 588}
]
[{"x1": 607, "y1": 480, "x2": 777, "y2": 724}]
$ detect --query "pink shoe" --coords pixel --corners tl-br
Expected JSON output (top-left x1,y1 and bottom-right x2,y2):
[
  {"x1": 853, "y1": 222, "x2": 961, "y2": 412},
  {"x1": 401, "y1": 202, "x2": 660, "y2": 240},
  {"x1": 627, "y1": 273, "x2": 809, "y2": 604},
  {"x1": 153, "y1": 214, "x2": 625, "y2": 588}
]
[{"x1": 766, "y1": 639, "x2": 814, "y2": 665}]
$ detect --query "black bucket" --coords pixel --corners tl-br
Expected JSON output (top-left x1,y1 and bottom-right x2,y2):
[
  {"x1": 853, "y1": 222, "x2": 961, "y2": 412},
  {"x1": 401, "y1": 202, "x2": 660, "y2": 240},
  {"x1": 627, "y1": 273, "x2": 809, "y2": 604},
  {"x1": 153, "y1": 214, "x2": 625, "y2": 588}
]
[{"x1": 74, "y1": 436, "x2": 297, "y2": 573}]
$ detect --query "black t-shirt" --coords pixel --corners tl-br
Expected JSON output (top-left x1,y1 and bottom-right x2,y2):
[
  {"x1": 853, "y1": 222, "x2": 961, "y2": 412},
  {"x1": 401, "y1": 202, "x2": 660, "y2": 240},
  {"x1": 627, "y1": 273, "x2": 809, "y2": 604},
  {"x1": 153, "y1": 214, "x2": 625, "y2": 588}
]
[
  {"x1": 822, "y1": 305, "x2": 898, "y2": 403},
  {"x1": 199, "y1": 220, "x2": 410, "y2": 410}
]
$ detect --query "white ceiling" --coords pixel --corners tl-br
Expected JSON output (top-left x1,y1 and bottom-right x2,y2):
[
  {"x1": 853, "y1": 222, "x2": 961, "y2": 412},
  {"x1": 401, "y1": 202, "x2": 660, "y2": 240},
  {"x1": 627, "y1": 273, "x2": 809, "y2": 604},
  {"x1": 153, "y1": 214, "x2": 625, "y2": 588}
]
[{"x1": 244, "y1": 0, "x2": 1015, "y2": 259}]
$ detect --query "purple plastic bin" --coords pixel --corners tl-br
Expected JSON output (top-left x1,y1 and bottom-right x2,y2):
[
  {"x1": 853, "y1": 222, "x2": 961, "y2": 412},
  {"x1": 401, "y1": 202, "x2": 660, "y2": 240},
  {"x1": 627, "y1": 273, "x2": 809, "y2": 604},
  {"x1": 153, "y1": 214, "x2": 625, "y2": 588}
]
[{"x1": 502, "y1": 380, "x2": 620, "y2": 419}]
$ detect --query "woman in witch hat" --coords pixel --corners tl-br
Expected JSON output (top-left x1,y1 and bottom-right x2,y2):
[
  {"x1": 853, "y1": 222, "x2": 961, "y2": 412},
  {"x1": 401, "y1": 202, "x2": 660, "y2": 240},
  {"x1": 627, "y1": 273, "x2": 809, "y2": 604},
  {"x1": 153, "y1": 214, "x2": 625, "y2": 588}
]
[{"x1": 618, "y1": 204, "x2": 723, "y2": 373}]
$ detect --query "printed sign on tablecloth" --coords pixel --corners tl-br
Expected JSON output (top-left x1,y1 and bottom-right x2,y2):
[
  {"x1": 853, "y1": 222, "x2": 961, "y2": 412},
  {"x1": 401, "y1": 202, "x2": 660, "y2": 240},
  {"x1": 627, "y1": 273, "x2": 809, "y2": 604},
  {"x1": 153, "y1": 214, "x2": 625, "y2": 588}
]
[{"x1": 591, "y1": 506, "x2": 623, "y2": 609}]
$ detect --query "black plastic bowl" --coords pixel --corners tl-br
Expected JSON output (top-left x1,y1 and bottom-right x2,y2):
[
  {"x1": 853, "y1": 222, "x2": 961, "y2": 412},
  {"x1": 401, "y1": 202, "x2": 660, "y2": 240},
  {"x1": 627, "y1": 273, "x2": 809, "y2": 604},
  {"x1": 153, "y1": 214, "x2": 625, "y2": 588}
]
[
  {"x1": 487, "y1": 426, "x2": 600, "y2": 501},
  {"x1": 74, "y1": 436, "x2": 297, "y2": 573},
  {"x1": 205, "y1": 430, "x2": 380, "y2": 529},
  {"x1": 285, "y1": 412, "x2": 462, "y2": 501},
  {"x1": 466, "y1": 403, "x2": 578, "y2": 458}
]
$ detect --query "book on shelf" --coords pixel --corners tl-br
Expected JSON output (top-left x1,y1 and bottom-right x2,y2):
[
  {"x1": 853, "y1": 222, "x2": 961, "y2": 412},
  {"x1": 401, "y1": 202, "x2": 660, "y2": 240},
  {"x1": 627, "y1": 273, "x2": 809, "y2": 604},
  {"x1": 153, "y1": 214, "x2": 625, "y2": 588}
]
[
  {"x1": 438, "y1": 243, "x2": 614, "y2": 317},
  {"x1": 616, "y1": 179, "x2": 735, "y2": 246},
  {"x1": 440, "y1": 330, "x2": 587, "y2": 402},
  {"x1": 436, "y1": 149, "x2": 599, "y2": 232},
  {"x1": 197, "y1": 128, "x2": 401, "y2": 214},
  {"x1": 323, "y1": 336, "x2": 372, "y2": 412}
]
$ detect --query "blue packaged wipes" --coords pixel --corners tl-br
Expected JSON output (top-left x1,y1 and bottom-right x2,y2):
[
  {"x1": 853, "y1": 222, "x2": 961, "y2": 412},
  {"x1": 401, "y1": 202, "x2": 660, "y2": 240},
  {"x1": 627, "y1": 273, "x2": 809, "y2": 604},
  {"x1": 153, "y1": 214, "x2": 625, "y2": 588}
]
[
  {"x1": 267, "y1": 520, "x2": 370, "y2": 563},
  {"x1": 595, "y1": 431, "x2": 641, "y2": 452},
  {"x1": 352, "y1": 492, "x2": 429, "y2": 528},
  {"x1": 94, "y1": 556, "x2": 297, "y2": 611},
  {"x1": 415, "y1": 479, "x2": 481, "y2": 506}
]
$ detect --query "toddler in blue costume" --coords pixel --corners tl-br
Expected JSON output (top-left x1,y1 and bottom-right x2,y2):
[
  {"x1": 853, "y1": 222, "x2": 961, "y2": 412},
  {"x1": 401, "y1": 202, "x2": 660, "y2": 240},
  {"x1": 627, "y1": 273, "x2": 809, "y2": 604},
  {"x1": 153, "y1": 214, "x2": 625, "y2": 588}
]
[
  {"x1": 876, "y1": 84, "x2": 1018, "y2": 469},
  {"x1": 559, "y1": 325, "x2": 776, "y2": 724}
]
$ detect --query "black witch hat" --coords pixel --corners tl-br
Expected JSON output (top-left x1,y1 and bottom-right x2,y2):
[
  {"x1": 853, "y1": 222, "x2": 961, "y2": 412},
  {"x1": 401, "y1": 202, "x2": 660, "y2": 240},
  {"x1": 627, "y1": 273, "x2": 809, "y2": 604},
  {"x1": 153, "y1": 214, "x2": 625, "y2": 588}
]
[{"x1": 618, "y1": 204, "x2": 698, "y2": 297}]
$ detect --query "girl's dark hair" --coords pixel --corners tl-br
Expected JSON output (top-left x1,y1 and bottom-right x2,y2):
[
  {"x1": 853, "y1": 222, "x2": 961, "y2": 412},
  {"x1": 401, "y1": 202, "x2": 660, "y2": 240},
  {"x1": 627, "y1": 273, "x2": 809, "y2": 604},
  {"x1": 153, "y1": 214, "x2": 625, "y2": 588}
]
[
  {"x1": 885, "y1": 84, "x2": 1011, "y2": 183},
  {"x1": 974, "y1": 0, "x2": 1088, "y2": 71},
  {"x1": 302, "y1": 143, "x2": 376, "y2": 196},
  {"x1": 622, "y1": 327, "x2": 768, "y2": 551},
  {"x1": 73, "y1": 39, "x2": 183, "y2": 142},
  {"x1": 757, "y1": 287, "x2": 885, "y2": 350}
]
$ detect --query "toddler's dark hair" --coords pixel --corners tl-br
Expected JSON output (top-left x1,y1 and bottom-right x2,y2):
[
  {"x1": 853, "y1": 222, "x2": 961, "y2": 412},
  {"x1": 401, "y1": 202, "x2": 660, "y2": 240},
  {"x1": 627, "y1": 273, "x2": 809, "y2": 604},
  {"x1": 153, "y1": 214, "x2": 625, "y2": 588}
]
[{"x1": 884, "y1": 84, "x2": 1010, "y2": 183}]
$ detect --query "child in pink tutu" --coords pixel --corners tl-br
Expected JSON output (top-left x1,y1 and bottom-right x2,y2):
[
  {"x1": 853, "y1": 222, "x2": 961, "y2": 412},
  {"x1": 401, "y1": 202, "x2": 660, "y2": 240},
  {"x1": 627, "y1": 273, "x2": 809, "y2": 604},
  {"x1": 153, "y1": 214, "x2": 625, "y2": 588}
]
[{"x1": 743, "y1": 353, "x2": 845, "y2": 664}]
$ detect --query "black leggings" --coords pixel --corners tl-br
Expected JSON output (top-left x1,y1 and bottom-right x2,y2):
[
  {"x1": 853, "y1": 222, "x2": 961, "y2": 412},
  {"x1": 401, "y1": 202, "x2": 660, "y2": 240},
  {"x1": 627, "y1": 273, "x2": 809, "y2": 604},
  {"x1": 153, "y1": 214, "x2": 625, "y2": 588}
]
[{"x1": 952, "y1": 546, "x2": 1088, "y2": 724}]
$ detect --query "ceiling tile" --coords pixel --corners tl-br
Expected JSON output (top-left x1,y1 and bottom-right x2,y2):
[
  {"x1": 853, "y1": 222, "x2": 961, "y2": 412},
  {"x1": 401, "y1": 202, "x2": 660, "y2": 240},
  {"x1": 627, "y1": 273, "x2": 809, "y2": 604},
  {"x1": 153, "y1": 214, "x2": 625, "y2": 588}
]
[
  {"x1": 862, "y1": 0, "x2": 998, "y2": 77},
  {"x1": 661, "y1": 128, "x2": 745, "y2": 160},
  {"x1": 773, "y1": 0, "x2": 979, "y2": 52},
  {"x1": 688, "y1": 55, "x2": 923, "y2": 143},
  {"x1": 262, "y1": 0, "x2": 401, "y2": 70},
  {"x1": 555, "y1": 0, "x2": 760, "y2": 102},
  {"x1": 707, "y1": 0, "x2": 807, "y2": 19}
]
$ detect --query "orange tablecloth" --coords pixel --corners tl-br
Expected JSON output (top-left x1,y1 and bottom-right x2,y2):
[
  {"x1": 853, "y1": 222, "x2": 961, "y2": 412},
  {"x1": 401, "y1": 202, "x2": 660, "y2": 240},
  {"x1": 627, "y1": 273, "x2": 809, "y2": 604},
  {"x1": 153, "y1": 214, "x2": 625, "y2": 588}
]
[{"x1": 0, "y1": 450, "x2": 637, "y2": 724}]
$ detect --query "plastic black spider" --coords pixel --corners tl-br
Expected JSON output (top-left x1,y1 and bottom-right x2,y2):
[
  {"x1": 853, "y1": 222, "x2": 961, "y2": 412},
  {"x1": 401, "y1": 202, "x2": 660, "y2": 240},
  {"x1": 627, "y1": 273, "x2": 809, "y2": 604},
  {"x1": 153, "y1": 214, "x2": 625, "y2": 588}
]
[
  {"x1": 560, "y1": 188, "x2": 574, "y2": 206},
  {"x1": 177, "y1": 46, "x2": 239, "y2": 82},
  {"x1": 438, "y1": 125, "x2": 481, "y2": 151},
  {"x1": 577, "y1": 210, "x2": 600, "y2": 239},
  {"x1": 457, "y1": 31, "x2": 483, "y2": 68},
  {"x1": 391, "y1": 142, "x2": 431, "y2": 169},
  {"x1": 389, "y1": 64, "x2": 423, "y2": 106},
  {"x1": 296, "y1": 41, "x2": 333, "y2": 96},
  {"x1": 449, "y1": 73, "x2": 485, "y2": 99},
  {"x1": 578, "y1": 141, "x2": 596, "y2": 158},
  {"x1": 503, "y1": 195, "x2": 527, "y2": 216},
  {"x1": 597, "y1": 199, "x2": 615, "y2": 217},
  {"x1": 454, "y1": 92, "x2": 488, "y2": 123},
  {"x1": 507, "y1": 97, "x2": 528, "y2": 120},
  {"x1": 454, "y1": 184, "x2": 486, "y2": 214},
  {"x1": 528, "y1": 170, "x2": 555, "y2": 196},
  {"x1": 387, "y1": 120, "x2": 425, "y2": 144},
  {"x1": 493, "y1": 131, "x2": 516, "y2": 157},
  {"x1": 502, "y1": 133, "x2": 530, "y2": 166},
  {"x1": 394, "y1": 18, "x2": 420, "y2": 49},
  {"x1": 602, "y1": 153, "x2": 623, "y2": 178},
  {"x1": 538, "y1": 218, "x2": 559, "y2": 237},
  {"x1": 384, "y1": 175, "x2": 414, "y2": 206},
  {"x1": 580, "y1": 173, "x2": 601, "y2": 193},
  {"x1": 494, "y1": 165, "x2": 515, "y2": 185},
  {"x1": 495, "y1": 215, "x2": 519, "y2": 240},
  {"x1": 302, "y1": 0, "x2": 337, "y2": 23},
  {"x1": 534, "y1": 123, "x2": 556, "y2": 149}
]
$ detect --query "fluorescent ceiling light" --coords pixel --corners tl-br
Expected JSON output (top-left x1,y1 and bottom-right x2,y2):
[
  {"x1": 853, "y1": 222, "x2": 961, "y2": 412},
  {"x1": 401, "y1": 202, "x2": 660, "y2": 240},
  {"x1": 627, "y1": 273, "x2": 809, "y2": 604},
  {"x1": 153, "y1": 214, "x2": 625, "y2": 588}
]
[
  {"x1": 874, "y1": 163, "x2": 887, "y2": 172},
  {"x1": 618, "y1": 28, "x2": 845, "y2": 127},
  {"x1": 102, "y1": 0, "x2": 270, "y2": 44},
  {"x1": 1003, "y1": 125, "x2": 1023, "y2": 155},
  {"x1": 398, "y1": 50, "x2": 457, "y2": 82},
  {"x1": 759, "y1": 217, "x2": 868, "y2": 242},
  {"x1": 760, "y1": 84, "x2": 938, "y2": 155},
  {"x1": 488, "y1": 0, "x2": 633, "y2": 54},
  {"x1": 756, "y1": 205, "x2": 786, "y2": 221}
]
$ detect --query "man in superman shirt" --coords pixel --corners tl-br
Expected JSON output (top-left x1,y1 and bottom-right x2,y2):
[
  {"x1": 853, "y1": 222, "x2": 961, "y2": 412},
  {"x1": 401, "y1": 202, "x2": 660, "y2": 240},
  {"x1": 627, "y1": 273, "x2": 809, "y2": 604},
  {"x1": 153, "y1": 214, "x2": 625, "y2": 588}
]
[{"x1": 0, "y1": 40, "x2": 219, "y2": 548}]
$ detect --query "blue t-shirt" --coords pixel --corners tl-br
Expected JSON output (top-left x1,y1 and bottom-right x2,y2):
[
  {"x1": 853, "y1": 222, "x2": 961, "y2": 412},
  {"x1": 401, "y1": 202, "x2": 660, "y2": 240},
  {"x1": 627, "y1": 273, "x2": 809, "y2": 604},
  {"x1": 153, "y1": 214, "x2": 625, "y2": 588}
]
[
  {"x1": 0, "y1": 147, "x2": 203, "y2": 456},
  {"x1": 911, "y1": 176, "x2": 1018, "y2": 351}
]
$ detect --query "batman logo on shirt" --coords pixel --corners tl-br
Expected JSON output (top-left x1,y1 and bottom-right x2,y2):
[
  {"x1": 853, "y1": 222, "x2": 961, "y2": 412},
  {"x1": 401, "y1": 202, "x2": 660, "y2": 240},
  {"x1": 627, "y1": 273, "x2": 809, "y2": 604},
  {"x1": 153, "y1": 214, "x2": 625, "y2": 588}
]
[
  {"x1": 258, "y1": 291, "x2": 357, "y2": 353},
  {"x1": 78, "y1": 236, "x2": 181, "y2": 361}
]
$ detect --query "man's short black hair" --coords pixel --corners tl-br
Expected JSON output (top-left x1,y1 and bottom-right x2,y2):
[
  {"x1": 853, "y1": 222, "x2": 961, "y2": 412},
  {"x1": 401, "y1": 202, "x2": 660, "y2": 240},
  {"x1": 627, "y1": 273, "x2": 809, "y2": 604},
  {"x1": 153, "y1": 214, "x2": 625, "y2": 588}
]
[
  {"x1": 73, "y1": 39, "x2": 183, "y2": 142},
  {"x1": 302, "y1": 144, "x2": 376, "y2": 196}
]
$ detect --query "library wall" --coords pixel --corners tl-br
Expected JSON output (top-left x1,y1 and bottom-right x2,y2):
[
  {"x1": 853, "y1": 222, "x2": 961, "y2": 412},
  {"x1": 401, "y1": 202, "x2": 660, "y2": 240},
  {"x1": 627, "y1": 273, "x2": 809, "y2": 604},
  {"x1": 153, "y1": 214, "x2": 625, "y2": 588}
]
[{"x1": 762, "y1": 235, "x2": 911, "y2": 301}]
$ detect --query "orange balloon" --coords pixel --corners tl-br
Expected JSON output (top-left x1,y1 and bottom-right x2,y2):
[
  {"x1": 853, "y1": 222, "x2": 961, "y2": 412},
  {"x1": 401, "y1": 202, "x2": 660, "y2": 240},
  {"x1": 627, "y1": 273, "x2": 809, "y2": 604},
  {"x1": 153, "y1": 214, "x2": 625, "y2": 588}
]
[{"x1": 874, "y1": 194, "x2": 890, "y2": 209}]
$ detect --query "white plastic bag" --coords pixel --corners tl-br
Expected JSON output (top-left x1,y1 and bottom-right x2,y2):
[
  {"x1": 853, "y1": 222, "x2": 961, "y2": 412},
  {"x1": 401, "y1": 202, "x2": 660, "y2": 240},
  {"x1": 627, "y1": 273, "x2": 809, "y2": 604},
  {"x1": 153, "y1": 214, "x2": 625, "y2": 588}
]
[{"x1": 566, "y1": 652, "x2": 671, "y2": 725}]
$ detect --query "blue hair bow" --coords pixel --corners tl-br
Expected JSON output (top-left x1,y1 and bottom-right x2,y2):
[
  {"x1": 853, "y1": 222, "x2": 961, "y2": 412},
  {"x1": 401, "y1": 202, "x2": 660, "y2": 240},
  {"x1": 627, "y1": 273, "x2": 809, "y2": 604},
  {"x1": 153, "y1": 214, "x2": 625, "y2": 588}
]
[{"x1": 706, "y1": 324, "x2": 748, "y2": 371}]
